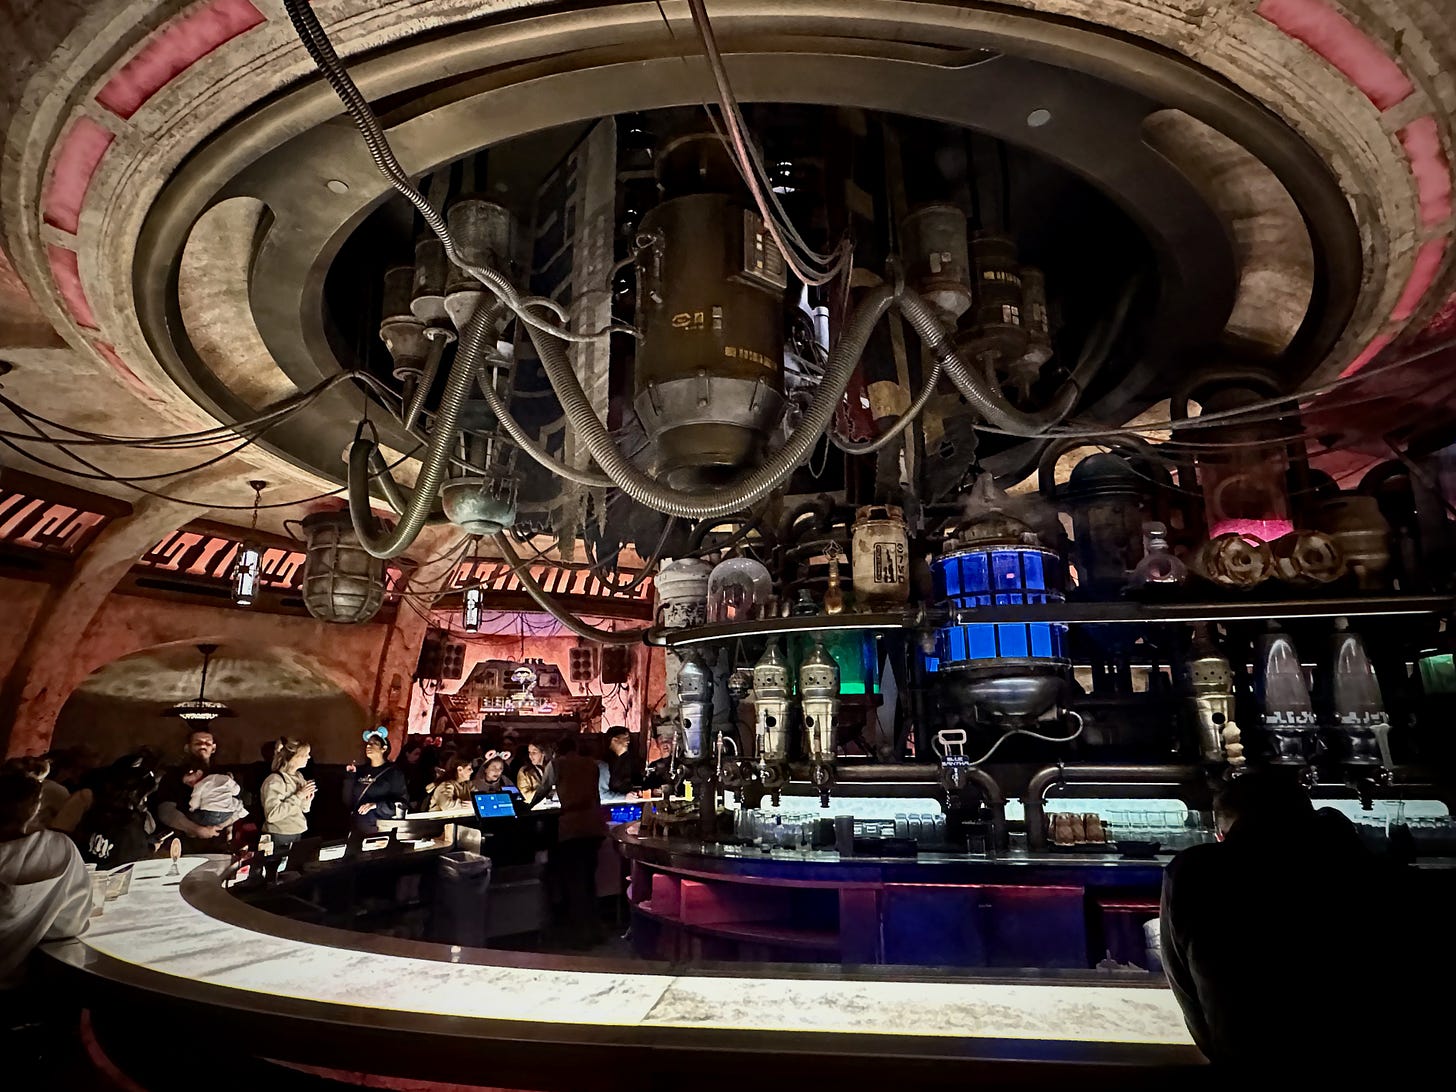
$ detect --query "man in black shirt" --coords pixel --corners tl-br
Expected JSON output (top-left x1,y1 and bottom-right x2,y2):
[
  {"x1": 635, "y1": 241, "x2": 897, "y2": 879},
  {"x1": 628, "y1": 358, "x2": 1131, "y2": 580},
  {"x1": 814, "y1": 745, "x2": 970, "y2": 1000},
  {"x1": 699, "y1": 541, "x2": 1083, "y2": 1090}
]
[
  {"x1": 1160, "y1": 769, "x2": 1437, "y2": 1073},
  {"x1": 603, "y1": 726, "x2": 642, "y2": 797},
  {"x1": 153, "y1": 727, "x2": 225, "y2": 851}
]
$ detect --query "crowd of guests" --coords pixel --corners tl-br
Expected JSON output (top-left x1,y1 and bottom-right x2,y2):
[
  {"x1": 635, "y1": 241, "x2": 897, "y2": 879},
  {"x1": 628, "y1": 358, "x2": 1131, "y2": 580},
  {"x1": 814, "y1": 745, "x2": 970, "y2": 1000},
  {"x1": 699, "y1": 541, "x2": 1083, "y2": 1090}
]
[{"x1": 0, "y1": 720, "x2": 651, "y2": 986}]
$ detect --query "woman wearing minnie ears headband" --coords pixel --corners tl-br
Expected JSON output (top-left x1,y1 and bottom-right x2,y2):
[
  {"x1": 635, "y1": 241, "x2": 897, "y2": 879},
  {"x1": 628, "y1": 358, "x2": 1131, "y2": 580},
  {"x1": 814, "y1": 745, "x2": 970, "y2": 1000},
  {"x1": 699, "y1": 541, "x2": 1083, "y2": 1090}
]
[
  {"x1": 469, "y1": 749, "x2": 518, "y2": 796},
  {"x1": 342, "y1": 727, "x2": 410, "y2": 833}
]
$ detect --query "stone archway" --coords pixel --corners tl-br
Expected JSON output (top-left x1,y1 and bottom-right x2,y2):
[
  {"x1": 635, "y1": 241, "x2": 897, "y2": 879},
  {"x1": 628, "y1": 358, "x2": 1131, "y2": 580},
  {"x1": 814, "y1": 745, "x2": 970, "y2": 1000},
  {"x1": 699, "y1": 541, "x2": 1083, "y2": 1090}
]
[{"x1": 51, "y1": 638, "x2": 371, "y2": 765}]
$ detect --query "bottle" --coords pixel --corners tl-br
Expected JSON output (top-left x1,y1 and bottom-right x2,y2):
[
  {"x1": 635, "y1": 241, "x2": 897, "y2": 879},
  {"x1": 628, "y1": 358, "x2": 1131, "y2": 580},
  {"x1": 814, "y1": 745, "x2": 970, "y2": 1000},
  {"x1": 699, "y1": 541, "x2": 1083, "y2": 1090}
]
[
  {"x1": 1129, "y1": 522, "x2": 1187, "y2": 589},
  {"x1": 823, "y1": 545, "x2": 845, "y2": 615}
]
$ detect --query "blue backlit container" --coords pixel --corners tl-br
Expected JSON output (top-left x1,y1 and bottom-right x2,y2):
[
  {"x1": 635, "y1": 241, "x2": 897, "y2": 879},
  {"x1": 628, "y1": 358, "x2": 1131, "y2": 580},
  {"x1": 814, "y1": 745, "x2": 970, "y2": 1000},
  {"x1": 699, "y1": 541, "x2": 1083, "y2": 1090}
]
[{"x1": 931, "y1": 512, "x2": 1070, "y2": 724}]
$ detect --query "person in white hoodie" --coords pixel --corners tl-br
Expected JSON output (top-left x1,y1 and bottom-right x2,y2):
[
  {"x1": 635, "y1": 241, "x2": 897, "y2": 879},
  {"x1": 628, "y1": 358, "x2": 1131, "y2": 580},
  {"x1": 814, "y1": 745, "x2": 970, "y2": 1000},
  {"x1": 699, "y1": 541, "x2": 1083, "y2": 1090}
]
[{"x1": 0, "y1": 771, "x2": 91, "y2": 989}]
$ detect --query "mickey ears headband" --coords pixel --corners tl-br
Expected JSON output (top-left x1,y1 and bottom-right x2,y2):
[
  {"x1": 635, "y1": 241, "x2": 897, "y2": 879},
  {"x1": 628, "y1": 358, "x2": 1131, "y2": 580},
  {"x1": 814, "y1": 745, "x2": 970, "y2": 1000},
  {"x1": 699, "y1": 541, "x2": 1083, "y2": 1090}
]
[
  {"x1": 363, "y1": 726, "x2": 389, "y2": 744},
  {"x1": 482, "y1": 749, "x2": 512, "y2": 764}
]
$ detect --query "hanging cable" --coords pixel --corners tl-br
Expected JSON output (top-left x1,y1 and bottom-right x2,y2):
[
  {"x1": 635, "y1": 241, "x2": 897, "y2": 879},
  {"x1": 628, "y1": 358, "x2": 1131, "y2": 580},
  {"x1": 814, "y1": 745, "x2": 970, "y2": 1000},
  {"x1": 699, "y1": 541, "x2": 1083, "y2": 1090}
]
[
  {"x1": 492, "y1": 533, "x2": 647, "y2": 645},
  {"x1": 279, "y1": 0, "x2": 632, "y2": 346},
  {"x1": 685, "y1": 0, "x2": 851, "y2": 286}
]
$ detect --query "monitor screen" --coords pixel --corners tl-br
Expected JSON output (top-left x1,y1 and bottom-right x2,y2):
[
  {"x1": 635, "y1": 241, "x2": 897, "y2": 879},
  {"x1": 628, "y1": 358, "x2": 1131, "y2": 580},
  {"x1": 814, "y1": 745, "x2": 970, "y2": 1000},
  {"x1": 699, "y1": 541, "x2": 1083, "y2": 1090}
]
[{"x1": 473, "y1": 792, "x2": 517, "y2": 819}]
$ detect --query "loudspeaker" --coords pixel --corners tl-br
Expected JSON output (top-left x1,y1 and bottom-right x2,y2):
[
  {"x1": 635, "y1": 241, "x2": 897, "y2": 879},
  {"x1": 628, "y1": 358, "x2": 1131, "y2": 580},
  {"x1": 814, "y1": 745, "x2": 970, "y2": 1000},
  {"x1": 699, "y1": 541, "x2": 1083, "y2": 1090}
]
[{"x1": 601, "y1": 645, "x2": 633, "y2": 684}]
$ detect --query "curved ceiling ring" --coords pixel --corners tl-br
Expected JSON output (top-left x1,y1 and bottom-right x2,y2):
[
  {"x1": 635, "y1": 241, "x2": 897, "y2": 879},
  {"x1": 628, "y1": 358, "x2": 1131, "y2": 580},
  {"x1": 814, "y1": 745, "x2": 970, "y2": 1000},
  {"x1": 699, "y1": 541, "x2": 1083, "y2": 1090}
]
[{"x1": 130, "y1": 2, "x2": 1358, "y2": 487}]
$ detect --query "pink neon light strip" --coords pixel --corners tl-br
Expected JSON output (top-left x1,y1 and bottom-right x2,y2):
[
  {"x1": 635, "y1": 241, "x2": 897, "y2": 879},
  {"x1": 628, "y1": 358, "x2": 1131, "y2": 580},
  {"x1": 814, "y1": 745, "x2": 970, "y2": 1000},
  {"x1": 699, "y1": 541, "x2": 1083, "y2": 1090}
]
[
  {"x1": 1339, "y1": 332, "x2": 1395, "y2": 378},
  {"x1": 42, "y1": 118, "x2": 114, "y2": 234},
  {"x1": 1256, "y1": 0, "x2": 1413, "y2": 110},
  {"x1": 1398, "y1": 116, "x2": 1454, "y2": 228},
  {"x1": 95, "y1": 0, "x2": 266, "y2": 120},
  {"x1": 46, "y1": 245, "x2": 95, "y2": 328},
  {"x1": 92, "y1": 342, "x2": 163, "y2": 404},
  {"x1": 1391, "y1": 237, "x2": 1450, "y2": 322}
]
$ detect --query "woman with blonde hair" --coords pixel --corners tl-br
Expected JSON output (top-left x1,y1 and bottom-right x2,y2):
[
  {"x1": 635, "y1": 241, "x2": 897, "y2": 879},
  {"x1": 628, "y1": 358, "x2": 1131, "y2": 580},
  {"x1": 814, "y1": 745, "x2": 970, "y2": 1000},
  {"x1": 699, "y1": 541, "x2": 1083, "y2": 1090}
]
[{"x1": 259, "y1": 737, "x2": 316, "y2": 850}]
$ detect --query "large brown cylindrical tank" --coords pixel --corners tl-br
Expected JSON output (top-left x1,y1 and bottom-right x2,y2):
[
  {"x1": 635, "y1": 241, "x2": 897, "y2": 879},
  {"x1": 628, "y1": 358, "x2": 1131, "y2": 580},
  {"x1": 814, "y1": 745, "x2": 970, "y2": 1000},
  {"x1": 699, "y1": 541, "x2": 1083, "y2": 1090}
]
[
  {"x1": 301, "y1": 511, "x2": 387, "y2": 624},
  {"x1": 632, "y1": 191, "x2": 787, "y2": 490}
]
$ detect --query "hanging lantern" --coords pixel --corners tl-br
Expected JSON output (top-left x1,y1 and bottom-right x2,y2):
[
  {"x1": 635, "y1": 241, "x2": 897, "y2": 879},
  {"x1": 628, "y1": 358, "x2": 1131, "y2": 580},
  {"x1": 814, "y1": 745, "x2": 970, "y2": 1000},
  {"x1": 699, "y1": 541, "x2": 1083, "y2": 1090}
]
[
  {"x1": 230, "y1": 480, "x2": 267, "y2": 607},
  {"x1": 163, "y1": 644, "x2": 236, "y2": 722},
  {"x1": 463, "y1": 586, "x2": 484, "y2": 632},
  {"x1": 300, "y1": 510, "x2": 387, "y2": 624}
]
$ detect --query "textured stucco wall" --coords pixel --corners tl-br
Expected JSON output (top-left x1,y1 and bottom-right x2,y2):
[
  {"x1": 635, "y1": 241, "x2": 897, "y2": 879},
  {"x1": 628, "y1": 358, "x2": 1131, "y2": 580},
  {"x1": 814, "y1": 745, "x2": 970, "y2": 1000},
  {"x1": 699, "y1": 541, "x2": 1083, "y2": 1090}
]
[{"x1": 0, "y1": 576, "x2": 52, "y2": 681}]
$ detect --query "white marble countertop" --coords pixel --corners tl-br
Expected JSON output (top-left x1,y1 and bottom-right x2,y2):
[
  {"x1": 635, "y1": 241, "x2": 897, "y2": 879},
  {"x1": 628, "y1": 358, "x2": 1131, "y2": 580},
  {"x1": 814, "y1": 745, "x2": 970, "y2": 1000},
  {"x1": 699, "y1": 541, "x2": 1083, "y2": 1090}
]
[{"x1": 44, "y1": 855, "x2": 1198, "y2": 1058}]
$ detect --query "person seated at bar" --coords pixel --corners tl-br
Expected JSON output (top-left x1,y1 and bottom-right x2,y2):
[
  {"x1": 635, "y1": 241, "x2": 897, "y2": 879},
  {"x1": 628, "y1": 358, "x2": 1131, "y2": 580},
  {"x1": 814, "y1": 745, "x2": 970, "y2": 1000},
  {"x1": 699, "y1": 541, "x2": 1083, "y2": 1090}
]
[
  {"x1": 0, "y1": 771, "x2": 92, "y2": 990},
  {"x1": 516, "y1": 741, "x2": 556, "y2": 804},
  {"x1": 343, "y1": 728, "x2": 409, "y2": 834},
  {"x1": 73, "y1": 761, "x2": 160, "y2": 870},
  {"x1": 398, "y1": 738, "x2": 430, "y2": 811},
  {"x1": 470, "y1": 751, "x2": 517, "y2": 796},
  {"x1": 1, "y1": 757, "x2": 68, "y2": 834},
  {"x1": 428, "y1": 755, "x2": 475, "y2": 812},
  {"x1": 603, "y1": 726, "x2": 643, "y2": 798},
  {"x1": 152, "y1": 727, "x2": 226, "y2": 851},
  {"x1": 181, "y1": 764, "x2": 248, "y2": 833},
  {"x1": 549, "y1": 733, "x2": 607, "y2": 949},
  {"x1": 259, "y1": 737, "x2": 315, "y2": 851},
  {"x1": 1160, "y1": 768, "x2": 1434, "y2": 1072}
]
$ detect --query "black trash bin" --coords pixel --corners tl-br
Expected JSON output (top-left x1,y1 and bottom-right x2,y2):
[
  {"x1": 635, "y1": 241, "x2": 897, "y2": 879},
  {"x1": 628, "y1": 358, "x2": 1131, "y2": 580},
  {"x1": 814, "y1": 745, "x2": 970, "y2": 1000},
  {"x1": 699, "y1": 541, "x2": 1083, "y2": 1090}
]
[{"x1": 432, "y1": 851, "x2": 491, "y2": 947}]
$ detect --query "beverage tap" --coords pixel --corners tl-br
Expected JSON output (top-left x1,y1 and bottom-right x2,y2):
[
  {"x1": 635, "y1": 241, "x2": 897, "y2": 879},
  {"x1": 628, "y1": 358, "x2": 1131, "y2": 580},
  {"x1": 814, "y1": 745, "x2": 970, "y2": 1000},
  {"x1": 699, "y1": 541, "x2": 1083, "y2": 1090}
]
[
  {"x1": 1255, "y1": 625, "x2": 1319, "y2": 768},
  {"x1": 799, "y1": 639, "x2": 840, "y2": 807},
  {"x1": 750, "y1": 640, "x2": 794, "y2": 804},
  {"x1": 676, "y1": 651, "x2": 722, "y2": 838},
  {"x1": 1186, "y1": 624, "x2": 1244, "y2": 769},
  {"x1": 1329, "y1": 618, "x2": 1393, "y2": 805}
]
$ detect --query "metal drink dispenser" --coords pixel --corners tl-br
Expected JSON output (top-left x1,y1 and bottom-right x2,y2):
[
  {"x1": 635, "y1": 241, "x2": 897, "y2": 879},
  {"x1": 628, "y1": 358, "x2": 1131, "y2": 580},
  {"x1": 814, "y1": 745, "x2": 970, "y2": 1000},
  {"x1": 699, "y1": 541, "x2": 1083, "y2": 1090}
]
[
  {"x1": 799, "y1": 640, "x2": 840, "y2": 802},
  {"x1": 1256, "y1": 626, "x2": 1318, "y2": 766},
  {"x1": 751, "y1": 640, "x2": 794, "y2": 763},
  {"x1": 1330, "y1": 619, "x2": 1393, "y2": 770},
  {"x1": 677, "y1": 652, "x2": 714, "y2": 760},
  {"x1": 1186, "y1": 625, "x2": 1243, "y2": 767}
]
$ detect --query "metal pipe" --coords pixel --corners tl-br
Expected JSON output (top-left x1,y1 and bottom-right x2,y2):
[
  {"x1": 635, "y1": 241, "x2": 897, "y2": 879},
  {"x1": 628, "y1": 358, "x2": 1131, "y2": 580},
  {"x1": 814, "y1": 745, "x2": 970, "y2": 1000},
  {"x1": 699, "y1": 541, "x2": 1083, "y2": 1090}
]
[
  {"x1": 347, "y1": 301, "x2": 504, "y2": 558},
  {"x1": 895, "y1": 287, "x2": 1079, "y2": 436},
  {"x1": 1024, "y1": 763, "x2": 1201, "y2": 850},
  {"x1": 831, "y1": 763, "x2": 941, "y2": 782}
]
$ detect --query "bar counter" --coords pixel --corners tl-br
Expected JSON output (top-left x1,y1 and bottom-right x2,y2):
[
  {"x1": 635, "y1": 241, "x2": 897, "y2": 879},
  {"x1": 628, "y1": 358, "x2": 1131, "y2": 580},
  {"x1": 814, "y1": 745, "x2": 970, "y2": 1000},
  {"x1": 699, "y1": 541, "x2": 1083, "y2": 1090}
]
[{"x1": 41, "y1": 853, "x2": 1204, "y2": 1089}]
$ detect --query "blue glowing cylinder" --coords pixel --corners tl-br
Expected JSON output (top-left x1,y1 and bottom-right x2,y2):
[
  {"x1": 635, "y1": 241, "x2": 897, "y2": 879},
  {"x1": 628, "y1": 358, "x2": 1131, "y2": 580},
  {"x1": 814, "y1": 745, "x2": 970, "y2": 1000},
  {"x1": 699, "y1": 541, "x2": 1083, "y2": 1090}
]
[{"x1": 931, "y1": 515, "x2": 1071, "y2": 724}]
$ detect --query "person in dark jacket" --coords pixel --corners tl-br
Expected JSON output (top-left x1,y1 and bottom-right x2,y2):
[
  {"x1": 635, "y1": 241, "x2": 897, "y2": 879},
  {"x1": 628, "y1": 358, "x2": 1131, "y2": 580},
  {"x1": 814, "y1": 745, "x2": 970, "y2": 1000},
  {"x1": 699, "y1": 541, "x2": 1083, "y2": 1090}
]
[
  {"x1": 604, "y1": 726, "x2": 643, "y2": 797},
  {"x1": 75, "y1": 763, "x2": 158, "y2": 869},
  {"x1": 342, "y1": 729, "x2": 409, "y2": 834},
  {"x1": 549, "y1": 733, "x2": 606, "y2": 949},
  {"x1": 1160, "y1": 769, "x2": 1436, "y2": 1073}
]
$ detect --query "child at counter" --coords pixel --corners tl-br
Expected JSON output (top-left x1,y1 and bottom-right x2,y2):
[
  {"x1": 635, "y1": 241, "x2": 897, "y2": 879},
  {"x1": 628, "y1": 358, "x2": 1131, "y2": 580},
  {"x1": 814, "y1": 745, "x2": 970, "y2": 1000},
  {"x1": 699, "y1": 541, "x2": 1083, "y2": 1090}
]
[
  {"x1": 470, "y1": 753, "x2": 518, "y2": 797},
  {"x1": 182, "y1": 765, "x2": 248, "y2": 832}
]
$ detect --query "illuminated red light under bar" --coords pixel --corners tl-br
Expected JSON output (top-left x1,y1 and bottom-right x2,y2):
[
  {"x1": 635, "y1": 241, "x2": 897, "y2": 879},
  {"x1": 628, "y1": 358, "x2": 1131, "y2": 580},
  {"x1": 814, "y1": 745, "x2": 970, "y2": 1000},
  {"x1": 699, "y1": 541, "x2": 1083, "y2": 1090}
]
[
  {"x1": 95, "y1": 0, "x2": 266, "y2": 120},
  {"x1": 1256, "y1": 0, "x2": 1413, "y2": 110}
]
